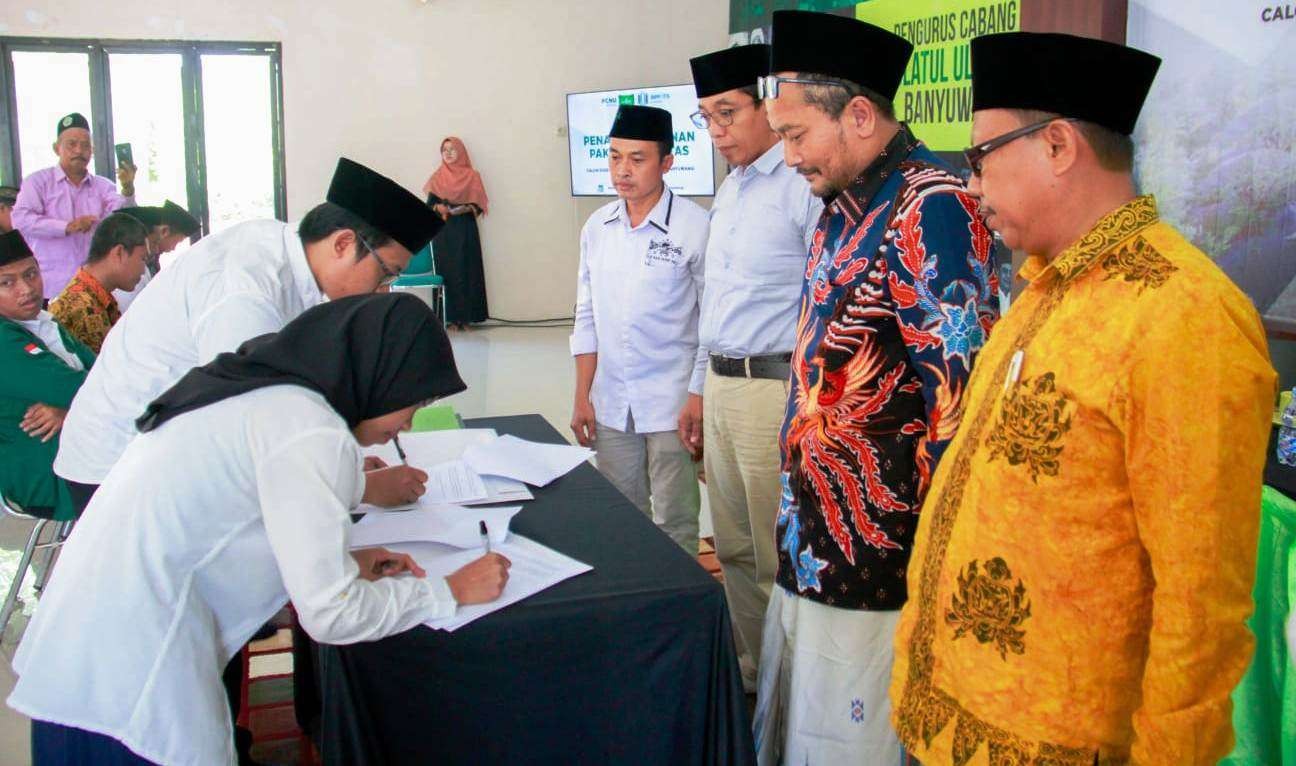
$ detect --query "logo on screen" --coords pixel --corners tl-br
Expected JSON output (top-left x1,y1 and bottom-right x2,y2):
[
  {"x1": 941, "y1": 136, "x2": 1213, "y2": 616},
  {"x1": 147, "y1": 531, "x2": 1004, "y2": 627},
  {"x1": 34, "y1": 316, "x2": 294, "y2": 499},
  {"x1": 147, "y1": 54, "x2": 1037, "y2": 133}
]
[{"x1": 618, "y1": 94, "x2": 634, "y2": 105}]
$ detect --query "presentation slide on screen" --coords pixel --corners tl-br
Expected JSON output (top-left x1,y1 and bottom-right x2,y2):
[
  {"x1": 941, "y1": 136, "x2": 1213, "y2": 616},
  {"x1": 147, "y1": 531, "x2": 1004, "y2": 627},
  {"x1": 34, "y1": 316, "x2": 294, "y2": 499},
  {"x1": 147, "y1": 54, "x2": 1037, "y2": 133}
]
[{"x1": 566, "y1": 84, "x2": 715, "y2": 197}]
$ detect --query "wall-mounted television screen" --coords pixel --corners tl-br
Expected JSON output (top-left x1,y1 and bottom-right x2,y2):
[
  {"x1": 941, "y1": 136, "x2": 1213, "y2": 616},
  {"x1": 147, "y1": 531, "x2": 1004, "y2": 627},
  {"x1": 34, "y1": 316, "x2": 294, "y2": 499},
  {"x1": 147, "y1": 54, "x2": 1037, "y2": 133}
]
[{"x1": 566, "y1": 83, "x2": 715, "y2": 197}]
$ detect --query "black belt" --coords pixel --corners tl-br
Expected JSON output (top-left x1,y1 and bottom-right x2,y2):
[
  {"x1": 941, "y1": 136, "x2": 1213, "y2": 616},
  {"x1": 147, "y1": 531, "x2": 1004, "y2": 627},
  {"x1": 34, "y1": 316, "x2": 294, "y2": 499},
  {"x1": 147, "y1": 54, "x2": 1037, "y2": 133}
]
[{"x1": 709, "y1": 353, "x2": 792, "y2": 380}]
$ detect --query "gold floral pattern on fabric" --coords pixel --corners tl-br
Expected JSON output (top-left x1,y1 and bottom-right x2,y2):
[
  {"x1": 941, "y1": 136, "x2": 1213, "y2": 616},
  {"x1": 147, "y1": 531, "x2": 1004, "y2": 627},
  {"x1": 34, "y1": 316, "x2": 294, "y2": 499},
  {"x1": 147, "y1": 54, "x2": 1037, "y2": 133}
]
[
  {"x1": 1099, "y1": 236, "x2": 1177, "y2": 293},
  {"x1": 946, "y1": 557, "x2": 1031, "y2": 659},
  {"x1": 985, "y1": 373, "x2": 1073, "y2": 482},
  {"x1": 896, "y1": 198, "x2": 1165, "y2": 766},
  {"x1": 903, "y1": 687, "x2": 1096, "y2": 766},
  {"x1": 1051, "y1": 195, "x2": 1159, "y2": 285}
]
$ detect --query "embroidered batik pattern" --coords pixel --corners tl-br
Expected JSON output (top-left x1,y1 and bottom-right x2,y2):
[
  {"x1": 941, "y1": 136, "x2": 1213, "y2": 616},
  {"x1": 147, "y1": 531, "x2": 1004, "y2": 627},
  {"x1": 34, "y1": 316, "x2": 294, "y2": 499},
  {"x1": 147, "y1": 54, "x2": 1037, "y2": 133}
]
[
  {"x1": 775, "y1": 152, "x2": 999, "y2": 610},
  {"x1": 985, "y1": 373, "x2": 1074, "y2": 482},
  {"x1": 946, "y1": 557, "x2": 1031, "y2": 659}
]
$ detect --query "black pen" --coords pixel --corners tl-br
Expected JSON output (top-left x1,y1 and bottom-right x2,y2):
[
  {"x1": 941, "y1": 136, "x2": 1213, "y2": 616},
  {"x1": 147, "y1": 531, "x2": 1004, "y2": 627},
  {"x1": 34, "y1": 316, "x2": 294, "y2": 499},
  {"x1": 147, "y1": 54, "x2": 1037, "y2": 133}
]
[
  {"x1": 393, "y1": 434, "x2": 409, "y2": 466},
  {"x1": 479, "y1": 520, "x2": 491, "y2": 554}
]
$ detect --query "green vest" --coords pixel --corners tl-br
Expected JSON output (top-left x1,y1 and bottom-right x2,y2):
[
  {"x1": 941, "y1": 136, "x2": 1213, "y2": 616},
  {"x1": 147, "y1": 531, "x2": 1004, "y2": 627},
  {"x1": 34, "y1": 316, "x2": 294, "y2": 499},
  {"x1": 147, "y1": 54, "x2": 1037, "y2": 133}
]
[{"x1": 0, "y1": 317, "x2": 95, "y2": 520}]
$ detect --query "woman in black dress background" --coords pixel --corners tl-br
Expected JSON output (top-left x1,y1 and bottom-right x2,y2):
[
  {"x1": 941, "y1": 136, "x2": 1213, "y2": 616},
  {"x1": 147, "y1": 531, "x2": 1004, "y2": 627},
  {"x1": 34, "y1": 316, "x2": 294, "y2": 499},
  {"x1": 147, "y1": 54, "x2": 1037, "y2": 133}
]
[{"x1": 423, "y1": 136, "x2": 489, "y2": 330}]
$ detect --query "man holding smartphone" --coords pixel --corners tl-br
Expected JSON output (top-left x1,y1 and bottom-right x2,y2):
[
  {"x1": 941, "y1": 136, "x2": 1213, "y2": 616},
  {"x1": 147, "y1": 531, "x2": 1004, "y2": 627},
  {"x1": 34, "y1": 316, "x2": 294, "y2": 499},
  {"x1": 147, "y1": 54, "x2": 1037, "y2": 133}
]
[{"x1": 12, "y1": 113, "x2": 137, "y2": 298}]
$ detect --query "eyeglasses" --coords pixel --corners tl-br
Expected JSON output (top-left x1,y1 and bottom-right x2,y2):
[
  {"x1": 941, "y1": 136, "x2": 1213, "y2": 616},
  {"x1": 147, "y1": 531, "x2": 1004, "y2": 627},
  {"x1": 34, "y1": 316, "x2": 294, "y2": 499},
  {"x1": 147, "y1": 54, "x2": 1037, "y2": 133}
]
[
  {"x1": 755, "y1": 74, "x2": 852, "y2": 101},
  {"x1": 689, "y1": 101, "x2": 755, "y2": 130},
  {"x1": 357, "y1": 234, "x2": 402, "y2": 287},
  {"x1": 962, "y1": 117, "x2": 1077, "y2": 177}
]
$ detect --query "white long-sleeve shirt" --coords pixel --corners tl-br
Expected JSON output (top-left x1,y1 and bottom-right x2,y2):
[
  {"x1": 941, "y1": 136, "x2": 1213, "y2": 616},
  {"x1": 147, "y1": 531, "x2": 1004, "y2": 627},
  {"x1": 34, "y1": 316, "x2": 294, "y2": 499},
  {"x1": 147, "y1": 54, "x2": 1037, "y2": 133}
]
[
  {"x1": 569, "y1": 188, "x2": 710, "y2": 434},
  {"x1": 9, "y1": 384, "x2": 456, "y2": 766},
  {"x1": 698, "y1": 141, "x2": 822, "y2": 358},
  {"x1": 54, "y1": 219, "x2": 325, "y2": 484}
]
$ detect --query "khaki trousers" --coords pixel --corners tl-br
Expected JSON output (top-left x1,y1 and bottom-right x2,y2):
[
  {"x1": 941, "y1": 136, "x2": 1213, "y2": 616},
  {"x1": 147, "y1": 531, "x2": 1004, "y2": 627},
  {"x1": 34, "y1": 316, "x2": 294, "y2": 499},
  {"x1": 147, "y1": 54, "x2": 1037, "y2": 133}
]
[{"x1": 703, "y1": 368, "x2": 786, "y2": 689}]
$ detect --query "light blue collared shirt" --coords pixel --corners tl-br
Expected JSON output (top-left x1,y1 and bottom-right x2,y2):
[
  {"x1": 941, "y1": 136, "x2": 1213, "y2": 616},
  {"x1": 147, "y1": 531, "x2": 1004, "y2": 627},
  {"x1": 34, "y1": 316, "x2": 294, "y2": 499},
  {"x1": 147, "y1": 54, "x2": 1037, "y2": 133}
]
[{"x1": 698, "y1": 141, "x2": 823, "y2": 359}]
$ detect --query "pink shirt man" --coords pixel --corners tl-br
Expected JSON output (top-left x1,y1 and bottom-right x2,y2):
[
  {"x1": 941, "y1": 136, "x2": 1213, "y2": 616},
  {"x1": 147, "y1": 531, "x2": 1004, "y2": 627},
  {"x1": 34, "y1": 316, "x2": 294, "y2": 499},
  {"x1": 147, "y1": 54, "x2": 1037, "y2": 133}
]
[{"x1": 13, "y1": 166, "x2": 134, "y2": 298}]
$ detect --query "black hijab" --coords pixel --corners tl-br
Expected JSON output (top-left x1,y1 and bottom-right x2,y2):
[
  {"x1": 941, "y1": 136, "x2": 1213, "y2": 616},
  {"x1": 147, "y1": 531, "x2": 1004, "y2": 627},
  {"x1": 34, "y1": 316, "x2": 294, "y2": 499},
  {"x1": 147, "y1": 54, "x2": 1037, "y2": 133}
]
[{"x1": 137, "y1": 293, "x2": 466, "y2": 433}]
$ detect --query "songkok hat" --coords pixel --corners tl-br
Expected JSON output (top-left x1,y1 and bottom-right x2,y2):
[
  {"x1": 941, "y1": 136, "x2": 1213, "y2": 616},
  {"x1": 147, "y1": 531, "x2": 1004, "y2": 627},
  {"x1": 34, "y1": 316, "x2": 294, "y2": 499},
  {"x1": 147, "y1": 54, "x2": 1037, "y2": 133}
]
[
  {"x1": 56, "y1": 112, "x2": 90, "y2": 137},
  {"x1": 970, "y1": 32, "x2": 1161, "y2": 135},
  {"x1": 690, "y1": 44, "x2": 770, "y2": 98},
  {"x1": 326, "y1": 158, "x2": 444, "y2": 254},
  {"x1": 160, "y1": 200, "x2": 200, "y2": 235},
  {"x1": 116, "y1": 206, "x2": 165, "y2": 228},
  {"x1": 0, "y1": 230, "x2": 35, "y2": 267},
  {"x1": 609, "y1": 105, "x2": 674, "y2": 148},
  {"x1": 769, "y1": 11, "x2": 914, "y2": 101}
]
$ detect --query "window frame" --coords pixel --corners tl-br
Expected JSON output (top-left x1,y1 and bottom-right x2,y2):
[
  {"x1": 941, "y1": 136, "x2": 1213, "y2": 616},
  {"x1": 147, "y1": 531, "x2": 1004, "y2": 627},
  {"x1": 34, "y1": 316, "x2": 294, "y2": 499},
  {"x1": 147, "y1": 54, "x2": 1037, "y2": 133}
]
[{"x1": 0, "y1": 36, "x2": 288, "y2": 235}]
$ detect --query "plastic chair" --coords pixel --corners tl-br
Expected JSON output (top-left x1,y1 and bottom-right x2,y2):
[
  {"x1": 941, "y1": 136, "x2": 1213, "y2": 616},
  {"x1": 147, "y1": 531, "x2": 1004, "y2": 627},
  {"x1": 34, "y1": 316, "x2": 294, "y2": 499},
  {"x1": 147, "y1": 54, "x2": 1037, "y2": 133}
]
[
  {"x1": 0, "y1": 494, "x2": 72, "y2": 636},
  {"x1": 391, "y1": 244, "x2": 446, "y2": 327}
]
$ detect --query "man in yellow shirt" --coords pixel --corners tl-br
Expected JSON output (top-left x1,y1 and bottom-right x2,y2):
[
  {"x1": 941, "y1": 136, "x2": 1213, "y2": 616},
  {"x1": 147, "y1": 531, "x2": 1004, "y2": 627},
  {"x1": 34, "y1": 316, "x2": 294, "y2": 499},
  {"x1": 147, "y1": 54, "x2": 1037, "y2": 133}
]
[{"x1": 890, "y1": 32, "x2": 1276, "y2": 765}]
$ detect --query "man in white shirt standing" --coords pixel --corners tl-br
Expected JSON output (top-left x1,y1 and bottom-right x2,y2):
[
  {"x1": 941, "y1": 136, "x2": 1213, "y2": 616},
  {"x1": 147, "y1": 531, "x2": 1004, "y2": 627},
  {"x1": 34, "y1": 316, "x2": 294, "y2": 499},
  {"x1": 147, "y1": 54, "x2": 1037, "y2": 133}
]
[
  {"x1": 54, "y1": 158, "x2": 442, "y2": 514},
  {"x1": 570, "y1": 104, "x2": 709, "y2": 554},
  {"x1": 688, "y1": 44, "x2": 823, "y2": 692}
]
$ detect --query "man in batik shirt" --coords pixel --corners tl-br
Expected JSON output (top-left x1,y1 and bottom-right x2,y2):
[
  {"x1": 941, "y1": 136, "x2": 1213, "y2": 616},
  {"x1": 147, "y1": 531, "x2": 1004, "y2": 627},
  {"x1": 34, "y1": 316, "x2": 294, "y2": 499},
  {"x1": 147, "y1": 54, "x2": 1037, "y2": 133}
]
[
  {"x1": 891, "y1": 32, "x2": 1275, "y2": 766},
  {"x1": 49, "y1": 213, "x2": 149, "y2": 352},
  {"x1": 753, "y1": 12, "x2": 998, "y2": 765}
]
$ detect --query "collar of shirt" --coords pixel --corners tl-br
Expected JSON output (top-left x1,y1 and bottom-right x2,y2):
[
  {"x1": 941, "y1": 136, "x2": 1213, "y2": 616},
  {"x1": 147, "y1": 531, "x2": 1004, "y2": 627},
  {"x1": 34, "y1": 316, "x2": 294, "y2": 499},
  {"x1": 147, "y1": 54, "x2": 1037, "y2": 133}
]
[
  {"x1": 604, "y1": 187, "x2": 675, "y2": 234},
  {"x1": 71, "y1": 267, "x2": 117, "y2": 312},
  {"x1": 1018, "y1": 195, "x2": 1160, "y2": 288},
  {"x1": 16, "y1": 310, "x2": 83, "y2": 369},
  {"x1": 827, "y1": 123, "x2": 920, "y2": 227},
  {"x1": 284, "y1": 222, "x2": 324, "y2": 307},
  {"x1": 51, "y1": 164, "x2": 91, "y2": 190},
  {"x1": 738, "y1": 140, "x2": 786, "y2": 180}
]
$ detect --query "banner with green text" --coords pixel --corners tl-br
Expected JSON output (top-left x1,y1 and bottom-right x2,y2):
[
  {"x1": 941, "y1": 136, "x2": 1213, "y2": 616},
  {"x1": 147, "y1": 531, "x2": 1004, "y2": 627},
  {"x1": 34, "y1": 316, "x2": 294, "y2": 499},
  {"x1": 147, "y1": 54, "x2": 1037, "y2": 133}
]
[{"x1": 855, "y1": 0, "x2": 1019, "y2": 151}]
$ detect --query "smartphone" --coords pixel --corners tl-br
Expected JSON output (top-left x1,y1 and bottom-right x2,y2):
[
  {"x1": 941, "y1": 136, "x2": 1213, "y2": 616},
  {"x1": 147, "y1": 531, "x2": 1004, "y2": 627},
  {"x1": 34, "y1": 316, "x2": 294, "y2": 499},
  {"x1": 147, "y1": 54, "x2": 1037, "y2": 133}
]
[{"x1": 114, "y1": 142, "x2": 134, "y2": 168}]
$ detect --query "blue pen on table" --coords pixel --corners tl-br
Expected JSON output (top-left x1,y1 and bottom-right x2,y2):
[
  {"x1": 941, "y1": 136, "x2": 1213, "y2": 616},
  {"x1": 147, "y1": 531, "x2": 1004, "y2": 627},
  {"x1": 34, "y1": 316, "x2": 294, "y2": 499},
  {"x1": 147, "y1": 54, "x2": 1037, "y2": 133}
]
[
  {"x1": 479, "y1": 520, "x2": 491, "y2": 554},
  {"x1": 393, "y1": 434, "x2": 409, "y2": 466}
]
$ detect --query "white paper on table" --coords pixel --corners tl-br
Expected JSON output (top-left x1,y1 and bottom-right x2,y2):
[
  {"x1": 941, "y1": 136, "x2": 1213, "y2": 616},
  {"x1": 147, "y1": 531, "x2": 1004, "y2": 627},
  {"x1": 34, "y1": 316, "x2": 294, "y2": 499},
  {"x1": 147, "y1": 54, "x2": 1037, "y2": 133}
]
[
  {"x1": 461, "y1": 474, "x2": 533, "y2": 505},
  {"x1": 363, "y1": 429, "x2": 499, "y2": 468},
  {"x1": 461, "y1": 435, "x2": 594, "y2": 487},
  {"x1": 349, "y1": 505, "x2": 521, "y2": 549},
  {"x1": 421, "y1": 460, "x2": 488, "y2": 504},
  {"x1": 384, "y1": 534, "x2": 592, "y2": 632},
  {"x1": 354, "y1": 469, "x2": 529, "y2": 515}
]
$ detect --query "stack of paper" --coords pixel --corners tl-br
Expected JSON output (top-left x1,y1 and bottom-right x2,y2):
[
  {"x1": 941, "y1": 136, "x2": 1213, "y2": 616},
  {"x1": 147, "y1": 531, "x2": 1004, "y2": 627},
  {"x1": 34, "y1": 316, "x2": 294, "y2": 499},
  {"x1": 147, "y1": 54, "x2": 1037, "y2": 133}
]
[
  {"x1": 350, "y1": 505, "x2": 521, "y2": 549},
  {"x1": 389, "y1": 536, "x2": 593, "y2": 632},
  {"x1": 359, "y1": 430, "x2": 533, "y2": 512},
  {"x1": 462, "y1": 435, "x2": 594, "y2": 487}
]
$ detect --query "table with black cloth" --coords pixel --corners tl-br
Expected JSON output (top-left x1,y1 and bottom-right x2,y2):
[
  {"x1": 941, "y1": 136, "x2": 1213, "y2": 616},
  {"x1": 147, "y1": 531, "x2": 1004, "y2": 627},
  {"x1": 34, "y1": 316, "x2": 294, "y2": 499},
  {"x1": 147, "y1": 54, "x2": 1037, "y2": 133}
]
[{"x1": 296, "y1": 414, "x2": 755, "y2": 766}]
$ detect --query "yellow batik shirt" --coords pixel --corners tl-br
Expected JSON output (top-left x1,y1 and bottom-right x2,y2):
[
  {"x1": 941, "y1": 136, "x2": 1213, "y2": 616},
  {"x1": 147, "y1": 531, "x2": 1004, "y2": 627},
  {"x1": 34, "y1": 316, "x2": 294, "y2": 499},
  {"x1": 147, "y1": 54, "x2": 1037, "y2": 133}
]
[
  {"x1": 49, "y1": 267, "x2": 120, "y2": 354},
  {"x1": 890, "y1": 196, "x2": 1276, "y2": 765}
]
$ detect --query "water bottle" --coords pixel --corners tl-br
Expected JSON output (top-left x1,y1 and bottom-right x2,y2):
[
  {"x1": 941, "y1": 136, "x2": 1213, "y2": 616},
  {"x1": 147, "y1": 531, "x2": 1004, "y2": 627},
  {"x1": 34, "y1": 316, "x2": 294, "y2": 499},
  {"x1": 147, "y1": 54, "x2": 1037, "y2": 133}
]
[{"x1": 1278, "y1": 389, "x2": 1296, "y2": 466}]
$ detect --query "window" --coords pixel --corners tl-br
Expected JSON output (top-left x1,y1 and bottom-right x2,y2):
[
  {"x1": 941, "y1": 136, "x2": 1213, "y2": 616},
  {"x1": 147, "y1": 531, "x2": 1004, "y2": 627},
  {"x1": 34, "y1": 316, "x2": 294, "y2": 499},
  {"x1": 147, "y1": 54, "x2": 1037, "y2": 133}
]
[{"x1": 0, "y1": 38, "x2": 287, "y2": 236}]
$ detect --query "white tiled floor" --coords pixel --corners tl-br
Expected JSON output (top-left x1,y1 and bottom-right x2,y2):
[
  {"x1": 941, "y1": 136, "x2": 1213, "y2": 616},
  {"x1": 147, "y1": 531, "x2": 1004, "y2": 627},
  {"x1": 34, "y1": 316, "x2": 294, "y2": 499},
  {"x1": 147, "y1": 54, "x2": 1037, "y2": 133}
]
[{"x1": 0, "y1": 324, "x2": 712, "y2": 763}]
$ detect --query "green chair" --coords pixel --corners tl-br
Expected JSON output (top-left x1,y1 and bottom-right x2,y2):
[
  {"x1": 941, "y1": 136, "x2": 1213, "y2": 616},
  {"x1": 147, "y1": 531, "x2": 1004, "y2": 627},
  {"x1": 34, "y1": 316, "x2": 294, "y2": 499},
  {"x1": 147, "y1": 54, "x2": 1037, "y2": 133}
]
[{"x1": 392, "y1": 244, "x2": 445, "y2": 326}]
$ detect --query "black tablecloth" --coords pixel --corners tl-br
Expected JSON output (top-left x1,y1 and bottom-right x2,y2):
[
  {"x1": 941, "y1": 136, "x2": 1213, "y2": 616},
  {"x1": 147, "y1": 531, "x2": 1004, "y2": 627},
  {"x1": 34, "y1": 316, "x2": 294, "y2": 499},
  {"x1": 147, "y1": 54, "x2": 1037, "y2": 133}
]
[
  {"x1": 302, "y1": 415, "x2": 755, "y2": 766},
  {"x1": 1265, "y1": 425, "x2": 1296, "y2": 500}
]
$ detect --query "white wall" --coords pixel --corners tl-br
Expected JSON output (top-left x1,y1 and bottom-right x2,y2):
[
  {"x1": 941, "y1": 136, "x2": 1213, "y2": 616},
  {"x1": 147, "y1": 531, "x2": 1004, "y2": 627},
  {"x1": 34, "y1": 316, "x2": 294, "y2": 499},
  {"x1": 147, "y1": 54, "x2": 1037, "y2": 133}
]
[{"x1": 0, "y1": 0, "x2": 729, "y2": 319}]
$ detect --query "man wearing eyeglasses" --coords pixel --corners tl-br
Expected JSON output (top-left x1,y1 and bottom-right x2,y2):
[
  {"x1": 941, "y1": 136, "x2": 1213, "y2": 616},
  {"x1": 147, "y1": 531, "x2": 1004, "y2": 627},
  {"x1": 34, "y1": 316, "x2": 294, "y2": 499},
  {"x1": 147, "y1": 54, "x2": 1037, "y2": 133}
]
[
  {"x1": 54, "y1": 158, "x2": 440, "y2": 516},
  {"x1": 890, "y1": 33, "x2": 1275, "y2": 766},
  {"x1": 686, "y1": 43, "x2": 823, "y2": 694},
  {"x1": 752, "y1": 11, "x2": 999, "y2": 765}
]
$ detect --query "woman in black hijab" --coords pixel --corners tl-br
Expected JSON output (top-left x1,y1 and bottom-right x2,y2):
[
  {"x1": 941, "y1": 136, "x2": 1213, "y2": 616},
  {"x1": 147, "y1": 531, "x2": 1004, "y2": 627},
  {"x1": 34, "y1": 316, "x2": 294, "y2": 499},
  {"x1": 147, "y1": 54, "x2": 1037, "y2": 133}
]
[{"x1": 11, "y1": 293, "x2": 511, "y2": 766}]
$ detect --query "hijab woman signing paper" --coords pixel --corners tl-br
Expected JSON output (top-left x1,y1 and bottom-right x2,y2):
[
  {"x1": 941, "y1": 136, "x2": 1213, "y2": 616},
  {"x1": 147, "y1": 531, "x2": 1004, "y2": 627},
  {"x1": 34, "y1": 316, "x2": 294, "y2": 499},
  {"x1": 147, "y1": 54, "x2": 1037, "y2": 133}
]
[{"x1": 8, "y1": 293, "x2": 511, "y2": 766}]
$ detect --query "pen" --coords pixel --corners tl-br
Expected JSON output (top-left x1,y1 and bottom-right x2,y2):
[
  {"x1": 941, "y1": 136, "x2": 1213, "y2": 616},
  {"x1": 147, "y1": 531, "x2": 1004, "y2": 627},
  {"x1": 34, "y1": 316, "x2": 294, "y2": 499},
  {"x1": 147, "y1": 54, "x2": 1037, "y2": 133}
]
[
  {"x1": 393, "y1": 434, "x2": 408, "y2": 466},
  {"x1": 479, "y1": 520, "x2": 491, "y2": 554}
]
